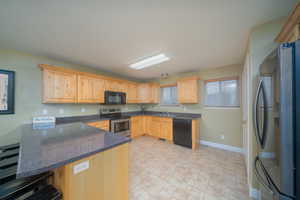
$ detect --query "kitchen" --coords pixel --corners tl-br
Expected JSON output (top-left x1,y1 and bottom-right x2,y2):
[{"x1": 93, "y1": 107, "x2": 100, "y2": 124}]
[{"x1": 0, "y1": 1, "x2": 299, "y2": 200}]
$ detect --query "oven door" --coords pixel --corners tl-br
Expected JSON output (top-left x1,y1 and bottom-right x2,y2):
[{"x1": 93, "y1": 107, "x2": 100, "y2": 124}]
[
  {"x1": 111, "y1": 119, "x2": 130, "y2": 137},
  {"x1": 104, "y1": 91, "x2": 126, "y2": 105}
]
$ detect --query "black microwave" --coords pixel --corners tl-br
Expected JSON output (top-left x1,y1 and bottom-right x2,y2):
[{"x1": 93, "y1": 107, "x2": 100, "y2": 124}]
[{"x1": 104, "y1": 91, "x2": 126, "y2": 105}]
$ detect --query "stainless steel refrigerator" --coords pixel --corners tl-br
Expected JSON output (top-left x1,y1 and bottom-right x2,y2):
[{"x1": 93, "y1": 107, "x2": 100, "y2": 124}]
[{"x1": 253, "y1": 41, "x2": 299, "y2": 200}]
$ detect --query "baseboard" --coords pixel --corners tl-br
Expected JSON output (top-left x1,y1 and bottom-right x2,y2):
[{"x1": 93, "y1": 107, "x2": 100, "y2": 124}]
[
  {"x1": 199, "y1": 140, "x2": 244, "y2": 154},
  {"x1": 249, "y1": 187, "x2": 261, "y2": 200}
]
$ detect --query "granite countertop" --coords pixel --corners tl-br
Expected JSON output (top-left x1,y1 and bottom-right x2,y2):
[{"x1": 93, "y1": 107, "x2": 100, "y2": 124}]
[
  {"x1": 13, "y1": 122, "x2": 130, "y2": 178},
  {"x1": 56, "y1": 111, "x2": 201, "y2": 124}
]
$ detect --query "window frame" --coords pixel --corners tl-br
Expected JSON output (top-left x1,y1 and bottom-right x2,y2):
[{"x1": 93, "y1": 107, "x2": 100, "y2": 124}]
[
  {"x1": 159, "y1": 84, "x2": 179, "y2": 106},
  {"x1": 203, "y1": 77, "x2": 240, "y2": 108}
]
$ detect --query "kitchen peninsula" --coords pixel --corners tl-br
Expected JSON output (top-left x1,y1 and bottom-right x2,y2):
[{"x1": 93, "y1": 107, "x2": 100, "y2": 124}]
[{"x1": 4, "y1": 122, "x2": 130, "y2": 200}]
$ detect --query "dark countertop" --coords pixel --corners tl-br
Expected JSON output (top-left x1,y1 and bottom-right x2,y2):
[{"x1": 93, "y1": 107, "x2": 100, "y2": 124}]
[
  {"x1": 14, "y1": 122, "x2": 130, "y2": 178},
  {"x1": 56, "y1": 111, "x2": 201, "y2": 124}
]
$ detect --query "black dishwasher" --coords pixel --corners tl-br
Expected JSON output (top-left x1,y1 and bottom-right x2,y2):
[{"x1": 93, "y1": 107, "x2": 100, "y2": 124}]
[{"x1": 173, "y1": 118, "x2": 192, "y2": 148}]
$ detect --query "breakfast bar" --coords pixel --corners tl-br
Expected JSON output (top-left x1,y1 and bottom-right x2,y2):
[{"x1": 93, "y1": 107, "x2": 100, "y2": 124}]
[{"x1": 5, "y1": 122, "x2": 130, "y2": 200}]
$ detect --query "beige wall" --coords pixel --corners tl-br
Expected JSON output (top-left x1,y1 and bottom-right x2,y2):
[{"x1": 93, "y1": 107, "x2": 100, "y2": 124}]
[
  {"x1": 0, "y1": 50, "x2": 140, "y2": 139},
  {"x1": 146, "y1": 64, "x2": 243, "y2": 148}
]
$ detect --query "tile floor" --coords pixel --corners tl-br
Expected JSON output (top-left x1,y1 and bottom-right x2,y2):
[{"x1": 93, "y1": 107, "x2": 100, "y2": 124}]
[{"x1": 129, "y1": 136, "x2": 250, "y2": 200}]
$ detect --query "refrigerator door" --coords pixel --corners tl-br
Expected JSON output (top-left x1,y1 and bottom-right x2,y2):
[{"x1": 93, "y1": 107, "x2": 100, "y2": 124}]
[
  {"x1": 278, "y1": 43, "x2": 295, "y2": 198},
  {"x1": 293, "y1": 40, "x2": 300, "y2": 200}
]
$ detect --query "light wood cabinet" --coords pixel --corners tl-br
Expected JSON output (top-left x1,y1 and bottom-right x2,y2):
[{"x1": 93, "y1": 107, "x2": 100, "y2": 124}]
[
  {"x1": 78, "y1": 74, "x2": 105, "y2": 103},
  {"x1": 146, "y1": 116, "x2": 173, "y2": 141},
  {"x1": 150, "y1": 117, "x2": 161, "y2": 138},
  {"x1": 160, "y1": 118, "x2": 173, "y2": 141},
  {"x1": 39, "y1": 65, "x2": 161, "y2": 104},
  {"x1": 54, "y1": 143, "x2": 128, "y2": 200},
  {"x1": 137, "y1": 83, "x2": 160, "y2": 104},
  {"x1": 192, "y1": 119, "x2": 199, "y2": 150},
  {"x1": 86, "y1": 120, "x2": 110, "y2": 131},
  {"x1": 177, "y1": 76, "x2": 199, "y2": 104},
  {"x1": 131, "y1": 116, "x2": 144, "y2": 138},
  {"x1": 275, "y1": 2, "x2": 300, "y2": 43},
  {"x1": 126, "y1": 82, "x2": 138, "y2": 103},
  {"x1": 137, "y1": 83, "x2": 151, "y2": 103},
  {"x1": 40, "y1": 64, "x2": 77, "y2": 103},
  {"x1": 105, "y1": 79, "x2": 126, "y2": 92},
  {"x1": 150, "y1": 83, "x2": 160, "y2": 103}
]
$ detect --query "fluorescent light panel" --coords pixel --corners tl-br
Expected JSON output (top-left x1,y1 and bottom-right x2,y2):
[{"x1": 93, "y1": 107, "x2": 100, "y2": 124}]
[{"x1": 130, "y1": 54, "x2": 170, "y2": 70}]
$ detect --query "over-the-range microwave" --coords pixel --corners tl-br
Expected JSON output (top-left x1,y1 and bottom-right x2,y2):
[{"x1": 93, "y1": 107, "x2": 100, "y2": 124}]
[{"x1": 104, "y1": 91, "x2": 126, "y2": 105}]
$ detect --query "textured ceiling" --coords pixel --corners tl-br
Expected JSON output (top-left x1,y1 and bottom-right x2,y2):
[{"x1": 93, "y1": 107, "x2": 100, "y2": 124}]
[{"x1": 0, "y1": 0, "x2": 297, "y2": 80}]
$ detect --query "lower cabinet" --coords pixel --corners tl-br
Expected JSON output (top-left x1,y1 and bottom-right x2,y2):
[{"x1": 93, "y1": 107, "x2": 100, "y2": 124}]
[
  {"x1": 131, "y1": 116, "x2": 144, "y2": 138},
  {"x1": 160, "y1": 118, "x2": 173, "y2": 141},
  {"x1": 131, "y1": 116, "x2": 173, "y2": 141},
  {"x1": 86, "y1": 120, "x2": 110, "y2": 131},
  {"x1": 53, "y1": 143, "x2": 128, "y2": 200}
]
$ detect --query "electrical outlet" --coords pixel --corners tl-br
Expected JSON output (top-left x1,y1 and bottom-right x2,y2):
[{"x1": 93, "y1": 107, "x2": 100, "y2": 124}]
[
  {"x1": 81, "y1": 108, "x2": 86, "y2": 113},
  {"x1": 220, "y1": 135, "x2": 225, "y2": 140},
  {"x1": 42, "y1": 109, "x2": 48, "y2": 115},
  {"x1": 59, "y1": 109, "x2": 64, "y2": 114},
  {"x1": 73, "y1": 161, "x2": 89, "y2": 174}
]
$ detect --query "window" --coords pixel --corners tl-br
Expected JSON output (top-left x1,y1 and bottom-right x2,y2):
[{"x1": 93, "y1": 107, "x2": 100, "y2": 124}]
[
  {"x1": 160, "y1": 86, "x2": 178, "y2": 105},
  {"x1": 204, "y1": 78, "x2": 240, "y2": 107}
]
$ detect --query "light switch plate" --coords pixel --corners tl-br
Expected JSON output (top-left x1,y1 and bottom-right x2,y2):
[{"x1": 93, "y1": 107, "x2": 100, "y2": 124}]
[{"x1": 73, "y1": 161, "x2": 89, "y2": 175}]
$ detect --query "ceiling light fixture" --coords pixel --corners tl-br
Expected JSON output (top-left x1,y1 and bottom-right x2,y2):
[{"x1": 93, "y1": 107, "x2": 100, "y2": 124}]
[{"x1": 129, "y1": 54, "x2": 170, "y2": 70}]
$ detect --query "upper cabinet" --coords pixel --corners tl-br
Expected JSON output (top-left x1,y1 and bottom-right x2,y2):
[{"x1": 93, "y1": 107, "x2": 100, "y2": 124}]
[
  {"x1": 40, "y1": 64, "x2": 77, "y2": 103},
  {"x1": 137, "y1": 83, "x2": 159, "y2": 104},
  {"x1": 77, "y1": 74, "x2": 105, "y2": 103},
  {"x1": 177, "y1": 76, "x2": 199, "y2": 104},
  {"x1": 126, "y1": 82, "x2": 138, "y2": 104},
  {"x1": 40, "y1": 64, "x2": 198, "y2": 105},
  {"x1": 275, "y1": 2, "x2": 300, "y2": 43},
  {"x1": 39, "y1": 64, "x2": 156, "y2": 104},
  {"x1": 106, "y1": 79, "x2": 126, "y2": 93}
]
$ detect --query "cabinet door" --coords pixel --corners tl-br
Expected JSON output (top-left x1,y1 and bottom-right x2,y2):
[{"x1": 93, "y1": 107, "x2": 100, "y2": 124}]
[
  {"x1": 150, "y1": 117, "x2": 161, "y2": 138},
  {"x1": 78, "y1": 75, "x2": 105, "y2": 103},
  {"x1": 78, "y1": 75, "x2": 93, "y2": 103},
  {"x1": 144, "y1": 116, "x2": 152, "y2": 135},
  {"x1": 106, "y1": 80, "x2": 124, "y2": 92},
  {"x1": 43, "y1": 69, "x2": 77, "y2": 103},
  {"x1": 131, "y1": 116, "x2": 141, "y2": 138},
  {"x1": 150, "y1": 83, "x2": 160, "y2": 103},
  {"x1": 160, "y1": 118, "x2": 173, "y2": 141},
  {"x1": 127, "y1": 83, "x2": 138, "y2": 103},
  {"x1": 137, "y1": 84, "x2": 151, "y2": 103},
  {"x1": 177, "y1": 77, "x2": 198, "y2": 103},
  {"x1": 92, "y1": 78, "x2": 105, "y2": 103}
]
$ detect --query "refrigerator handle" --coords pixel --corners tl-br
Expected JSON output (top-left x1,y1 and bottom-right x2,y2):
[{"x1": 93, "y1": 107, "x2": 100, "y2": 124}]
[
  {"x1": 253, "y1": 79, "x2": 267, "y2": 148},
  {"x1": 254, "y1": 156, "x2": 274, "y2": 194},
  {"x1": 255, "y1": 156, "x2": 296, "y2": 200}
]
